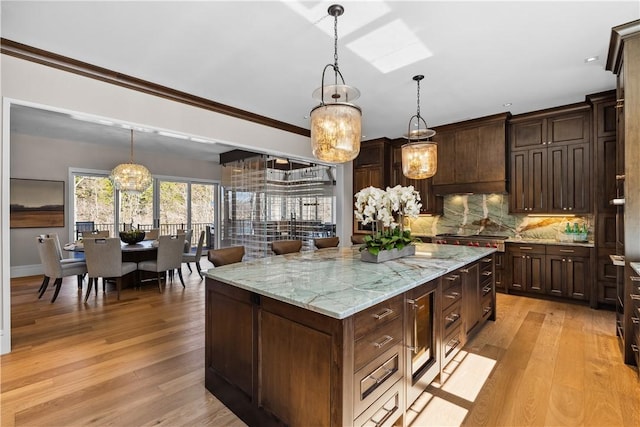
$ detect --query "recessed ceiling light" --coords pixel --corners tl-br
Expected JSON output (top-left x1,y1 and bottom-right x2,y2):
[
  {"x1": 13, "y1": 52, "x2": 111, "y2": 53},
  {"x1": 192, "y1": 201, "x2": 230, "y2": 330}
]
[
  {"x1": 158, "y1": 131, "x2": 189, "y2": 140},
  {"x1": 584, "y1": 56, "x2": 599, "y2": 63},
  {"x1": 503, "y1": 102, "x2": 512, "y2": 107}
]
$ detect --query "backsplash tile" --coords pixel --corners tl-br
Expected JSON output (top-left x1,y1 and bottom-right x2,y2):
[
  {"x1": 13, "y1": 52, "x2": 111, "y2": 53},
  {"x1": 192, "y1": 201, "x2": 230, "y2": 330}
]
[{"x1": 408, "y1": 194, "x2": 592, "y2": 241}]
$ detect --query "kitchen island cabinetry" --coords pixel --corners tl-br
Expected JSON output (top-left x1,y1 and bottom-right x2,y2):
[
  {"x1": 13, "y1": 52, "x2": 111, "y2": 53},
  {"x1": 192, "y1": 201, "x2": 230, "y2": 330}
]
[
  {"x1": 509, "y1": 104, "x2": 592, "y2": 214},
  {"x1": 205, "y1": 244, "x2": 495, "y2": 426}
]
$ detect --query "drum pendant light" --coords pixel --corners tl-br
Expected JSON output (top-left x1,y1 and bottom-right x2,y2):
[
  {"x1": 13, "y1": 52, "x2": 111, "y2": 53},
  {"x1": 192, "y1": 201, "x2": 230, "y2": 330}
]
[
  {"x1": 310, "y1": 4, "x2": 362, "y2": 164},
  {"x1": 110, "y1": 129, "x2": 152, "y2": 193},
  {"x1": 402, "y1": 75, "x2": 437, "y2": 179}
]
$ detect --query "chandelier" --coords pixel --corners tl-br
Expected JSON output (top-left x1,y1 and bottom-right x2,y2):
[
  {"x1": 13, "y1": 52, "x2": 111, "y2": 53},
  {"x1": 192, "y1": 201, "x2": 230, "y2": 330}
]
[
  {"x1": 310, "y1": 4, "x2": 362, "y2": 164},
  {"x1": 110, "y1": 129, "x2": 152, "y2": 193},
  {"x1": 402, "y1": 75, "x2": 437, "y2": 179}
]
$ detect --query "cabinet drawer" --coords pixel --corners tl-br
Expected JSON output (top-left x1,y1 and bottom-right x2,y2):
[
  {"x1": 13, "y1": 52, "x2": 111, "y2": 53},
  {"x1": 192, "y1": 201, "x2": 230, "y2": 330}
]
[
  {"x1": 353, "y1": 378, "x2": 403, "y2": 427},
  {"x1": 442, "y1": 301, "x2": 462, "y2": 333},
  {"x1": 481, "y1": 282, "x2": 493, "y2": 298},
  {"x1": 546, "y1": 245, "x2": 591, "y2": 257},
  {"x1": 443, "y1": 325, "x2": 463, "y2": 365},
  {"x1": 442, "y1": 271, "x2": 462, "y2": 291},
  {"x1": 354, "y1": 316, "x2": 403, "y2": 371},
  {"x1": 481, "y1": 294, "x2": 493, "y2": 320},
  {"x1": 354, "y1": 294, "x2": 403, "y2": 341},
  {"x1": 508, "y1": 243, "x2": 546, "y2": 254},
  {"x1": 442, "y1": 283, "x2": 462, "y2": 310},
  {"x1": 353, "y1": 346, "x2": 404, "y2": 416},
  {"x1": 480, "y1": 269, "x2": 493, "y2": 288}
]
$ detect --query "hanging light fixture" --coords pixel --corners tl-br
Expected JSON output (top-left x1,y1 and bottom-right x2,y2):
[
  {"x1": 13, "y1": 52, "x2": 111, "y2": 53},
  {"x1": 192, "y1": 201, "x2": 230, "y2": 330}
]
[
  {"x1": 310, "y1": 4, "x2": 361, "y2": 164},
  {"x1": 110, "y1": 129, "x2": 152, "y2": 193},
  {"x1": 402, "y1": 75, "x2": 437, "y2": 179}
]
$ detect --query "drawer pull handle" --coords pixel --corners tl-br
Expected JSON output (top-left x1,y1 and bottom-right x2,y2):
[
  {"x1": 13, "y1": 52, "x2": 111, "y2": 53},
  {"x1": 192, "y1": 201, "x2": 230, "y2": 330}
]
[
  {"x1": 483, "y1": 306, "x2": 492, "y2": 314},
  {"x1": 460, "y1": 268, "x2": 470, "y2": 273},
  {"x1": 482, "y1": 271, "x2": 492, "y2": 276},
  {"x1": 519, "y1": 246, "x2": 533, "y2": 250},
  {"x1": 445, "y1": 292, "x2": 460, "y2": 299},
  {"x1": 559, "y1": 249, "x2": 575, "y2": 253},
  {"x1": 445, "y1": 314, "x2": 460, "y2": 323},
  {"x1": 368, "y1": 368, "x2": 394, "y2": 385},
  {"x1": 630, "y1": 276, "x2": 640, "y2": 282},
  {"x1": 483, "y1": 286, "x2": 492, "y2": 294},
  {"x1": 632, "y1": 317, "x2": 639, "y2": 324},
  {"x1": 372, "y1": 308, "x2": 393, "y2": 320},
  {"x1": 632, "y1": 344, "x2": 639, "y2": 353},
  {"x1": 372, "y1": 335, "x2": 394, "y2": 349},
  {"x1": 482, "y1": 257, "x2": 492, "y2": 263},
  {"x1": 445, "y1": 275, "x2": 460, "y2": 281},
  {"x1": 631, "y1": 294, "x2": 640, "y2": 301}
]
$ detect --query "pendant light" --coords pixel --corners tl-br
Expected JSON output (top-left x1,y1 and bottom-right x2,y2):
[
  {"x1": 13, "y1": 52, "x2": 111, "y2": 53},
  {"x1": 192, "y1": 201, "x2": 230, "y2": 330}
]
[
  {"x1": 402, "y1": 75, "x2": 437, "y2": 179},
  {"x1": 310, "y1": 4, "x2": 362, "y2": 164},
  {"x1": 110, "y1": 129, "x2": 152, "y2": 193}
]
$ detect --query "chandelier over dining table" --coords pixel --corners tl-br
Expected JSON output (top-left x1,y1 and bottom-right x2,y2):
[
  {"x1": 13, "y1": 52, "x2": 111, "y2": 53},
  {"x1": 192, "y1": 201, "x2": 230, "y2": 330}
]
[{"x1": 110, "y1": 129, "x2": 152, "y2": 194}]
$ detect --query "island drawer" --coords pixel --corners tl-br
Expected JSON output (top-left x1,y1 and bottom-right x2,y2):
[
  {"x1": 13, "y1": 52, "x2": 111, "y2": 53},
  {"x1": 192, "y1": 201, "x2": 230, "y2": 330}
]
[
  {"x1": 442, "y1": 301, "x2": 462, "y2": 333},
  {"x1": 442, "y1": 283, "x2": 462, "y2": 310},
  {"x1": 481, "y1": 293, "x2": 494, "y2": 320},
  {"x1": 443, "y1": 325, "x2": 463, "y2": 366},
  {"x1": 442, "y1": 271, "x2": 461, "y2": 291},
  {"x1": 354, "y1": 315, "x2": 403, "y2": 372},
  {"x1": 353, "y1": 377, "x2": 404, "y2": 427},
  {"x1": 353, "y1": 345, "x2": 404, "y2": 417},
  {"x1": 354, "y1": 294, "x2": 403, "y2": 341}
]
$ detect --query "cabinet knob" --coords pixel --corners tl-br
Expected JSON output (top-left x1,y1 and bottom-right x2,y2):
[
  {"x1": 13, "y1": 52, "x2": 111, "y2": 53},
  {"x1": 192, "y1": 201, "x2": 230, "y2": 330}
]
[{"x1": 563, "y1": 207, "x2": 567, "y2": 211}]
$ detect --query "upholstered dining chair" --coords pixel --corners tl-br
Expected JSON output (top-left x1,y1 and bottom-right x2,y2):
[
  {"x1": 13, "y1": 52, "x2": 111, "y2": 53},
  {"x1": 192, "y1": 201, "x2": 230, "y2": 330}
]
[
  {"x1": 83, "y1": 238, "x2": 137, "y2": 302},
  {"x1": 80, "y1": 230, "x2": 110, "y2": 239},
  {"x1": 137, "y1": 234, "x2": 185, "y2": 292},
  {"x1": 36, "y1": 236, "x2": 88, "y2": 303},
  {"x1": 183, "y1": 230, "x2": 206, "y2": 278},
  {"x1": 144, "y1": 228, "x2": 160, "y2": 240},
  {"x1": 37, "y1": 233, "x2": 86, "y2": 293},
  {"x1": 314, "y1": 236, "x2": 340, "y2": 249},
  {"x1": 178, "y1": 229, "x2": 193, "y2": 253},
  {"x1": 271, "y1": 239, "x2": 302, "y2": 255},
  {"x1": 351, "y1": 235, "x2": 366, "y2": 245},
  {"x1": 207, "y1": 246, "x2": 245, "y2": 267}
]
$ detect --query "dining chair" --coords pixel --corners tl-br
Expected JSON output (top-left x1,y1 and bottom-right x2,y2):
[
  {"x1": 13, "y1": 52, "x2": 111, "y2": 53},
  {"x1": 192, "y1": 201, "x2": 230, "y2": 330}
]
[
  {"x1": 178, "y1": 229, "x2": 193, "y2": 253},
  {"x1": 351, "y1": 235, "x2": 366, "y2": 245},
  {"x1": 36, "y1": 237, "x2": 88, "y2": 303},
  {"x1": 144, "y1": 228, "x2": 160, "y2": 240},
  {"x1": 83, "y1": 238, "x2": 137, "y2": 302},
  {"x1": 314, "y1": 236, "x2": 340, "y2": 249},
  {"x1": 183, "y1": 230, "x2": 206, "y2": 278},
  {"x1": 37, "y1": 233, "x2": 86, "y2": 292},
  {"x1": 81, "y1": 230, "x2": 110, "y2": 239},
  {"x1": 207, "y1": 246, "x2": 245, "y2": 267},
  {"x1": 137, "y1": 234, "x2": 185, "y2": 292},
  {"x1": 271, "y1": 239, "x2": 302, "y2": 255}
]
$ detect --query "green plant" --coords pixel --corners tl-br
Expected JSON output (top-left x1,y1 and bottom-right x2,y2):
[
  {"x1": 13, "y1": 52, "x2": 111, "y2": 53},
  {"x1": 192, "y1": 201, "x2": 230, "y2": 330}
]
[{"x1": 360, "y1": 227, "x2": 421, "y2": 255}]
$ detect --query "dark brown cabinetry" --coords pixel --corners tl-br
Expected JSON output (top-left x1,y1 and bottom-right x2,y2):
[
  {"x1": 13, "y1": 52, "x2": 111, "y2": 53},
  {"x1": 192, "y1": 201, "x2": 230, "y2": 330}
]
[
  {"x1": 545, "y1": 245, "x2": 591, "y2": 301},
  {"x1": 508, "y1": 244, "x2": 546, "y2": 293},
  {"x1": 588, "y1": 91, "x2": 618, "y2": 306},
  {"x1": 432, "y1": 113, "x2": 510, "y2": 195},
  {"x1": 494, "y1": 252, "x2": 506, "y2": 293},
  {"x1": 353, "y1": 137, "x2": 391, "y2": 194},
  {"x1": 509, "y1": 105, "x2": 592, "y2": 214},
  {"x1": 391, "y1": 139, "x2": 442, "y2": 214},
  {"x1": 607, "y1": 19, "x2": 640, "y2": 370}
]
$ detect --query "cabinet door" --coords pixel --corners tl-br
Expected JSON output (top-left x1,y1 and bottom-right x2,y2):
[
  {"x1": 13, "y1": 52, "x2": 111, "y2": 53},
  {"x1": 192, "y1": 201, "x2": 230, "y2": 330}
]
[
  {"x1": 527, "y1": 254, "x2": 545, "y2": 293},
  {"x1": 510, "y1": 254, "x2": 526, "y2": 291},
  {"x1": 478, "y1": 122, "x2": 507, "y2": 183},
  {"x1": 597, "y1": 136, "x2": 618, "y2": 213},
  {"x1": 510, "y1": 151, "x2": 528, "y2": 213},
  {"x1": 528, "y1": 148, "x2": 547, "y2": 212},
  {"x1": 461, "y1": 263, "x2": 480, "y2": 335},
  {"x1": 546, "y1": 255, "x2": 566, "y2": 296},
  {"x1": 547, "y1": 145, "x2": 567, "y2": 213},
  {"x1": 566, "y1": 256, "x2": 590, "y2": 300},
  {"x1": 511, "y1": 119, "x2": 545, "y2": 150},
  {"x1": 454, "y1": 127, "x2": 479, "y2": 184},
  {"x1": 566, "y1": 142, "x2": 591, "y2": 213},
  {"x1": 432, "y1": 131, "x2": 455, "y2": 186},
  {"x1": 547, "y1": 110, "x2": 590, "y2": 146},
  {"x1": 354, "y1": 167, "x2": 383, "y2": 193}
]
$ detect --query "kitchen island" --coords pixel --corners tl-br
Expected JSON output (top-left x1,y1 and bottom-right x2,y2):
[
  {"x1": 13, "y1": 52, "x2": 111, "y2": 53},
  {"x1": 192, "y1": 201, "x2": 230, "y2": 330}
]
[{"x1": 205, "y1": 243, "x2": 496, "y2": 426}]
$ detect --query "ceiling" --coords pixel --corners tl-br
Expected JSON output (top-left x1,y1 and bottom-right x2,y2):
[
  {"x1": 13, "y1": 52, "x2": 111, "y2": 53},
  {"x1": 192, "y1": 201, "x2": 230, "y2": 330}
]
[{"x1": 2, "y1": 1, "x2": 639, "y2": 162}]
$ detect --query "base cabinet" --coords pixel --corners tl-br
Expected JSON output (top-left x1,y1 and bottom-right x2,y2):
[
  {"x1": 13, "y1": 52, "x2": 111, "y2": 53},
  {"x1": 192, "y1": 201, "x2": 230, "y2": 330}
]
[{"x1": 205, "y1": 255, "x2": 496, "y2": 426}]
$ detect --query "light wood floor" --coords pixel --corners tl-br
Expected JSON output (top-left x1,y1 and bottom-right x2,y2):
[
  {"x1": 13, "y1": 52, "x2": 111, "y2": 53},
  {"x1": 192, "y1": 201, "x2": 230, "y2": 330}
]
[{"x1": 2, "y1": 267, "x2": 639, "y2": 427}]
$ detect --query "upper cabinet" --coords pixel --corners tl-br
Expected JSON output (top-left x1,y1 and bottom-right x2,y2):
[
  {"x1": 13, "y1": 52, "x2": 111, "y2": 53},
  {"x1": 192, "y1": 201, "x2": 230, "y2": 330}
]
[
  {"x1": 353, "y1": 137, "x2": 391, "y2": 195},
  {"x1": 432, "y1": 113, "x2": 510, "y2": 195},
  {"x1": 509, "y1": 104, "x2": 592, "y2": 214}
]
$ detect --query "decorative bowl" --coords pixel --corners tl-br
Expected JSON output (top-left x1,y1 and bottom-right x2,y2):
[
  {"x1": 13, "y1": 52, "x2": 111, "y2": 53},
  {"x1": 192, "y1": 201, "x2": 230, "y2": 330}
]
[{"x1": 119, "y1": 230, "x2": 146, "y2": 245}]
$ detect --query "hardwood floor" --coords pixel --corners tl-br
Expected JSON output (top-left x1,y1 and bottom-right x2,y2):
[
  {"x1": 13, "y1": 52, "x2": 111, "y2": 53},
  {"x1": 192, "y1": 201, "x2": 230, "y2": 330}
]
[{"x1": 2, "y1": 268, "x2": 639, "y2": 426}]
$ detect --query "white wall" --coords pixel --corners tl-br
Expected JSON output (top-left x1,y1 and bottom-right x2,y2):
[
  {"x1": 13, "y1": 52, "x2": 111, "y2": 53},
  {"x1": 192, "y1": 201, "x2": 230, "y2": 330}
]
[{"x1": 0, "y1": 54, "x2": 354, "y2": 354}]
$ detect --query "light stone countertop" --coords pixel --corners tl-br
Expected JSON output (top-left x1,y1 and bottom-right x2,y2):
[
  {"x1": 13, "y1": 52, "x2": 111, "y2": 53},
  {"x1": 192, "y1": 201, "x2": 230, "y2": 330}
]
[
  {"x1": 630, "y1": 262, "x2": 640, "y2": 276},
  {"x1": 205, "y1": 243, "x2": 496, "y2": 319},
  {"x1": 505, "y1": 238, "x2": 595, "y2": 248}
]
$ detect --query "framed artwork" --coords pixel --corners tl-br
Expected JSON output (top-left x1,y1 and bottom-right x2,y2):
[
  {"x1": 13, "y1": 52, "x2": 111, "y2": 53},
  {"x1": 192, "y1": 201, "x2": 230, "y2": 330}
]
[{"x1": 10, "y1": 178, "x2": 65, "y2": 228}]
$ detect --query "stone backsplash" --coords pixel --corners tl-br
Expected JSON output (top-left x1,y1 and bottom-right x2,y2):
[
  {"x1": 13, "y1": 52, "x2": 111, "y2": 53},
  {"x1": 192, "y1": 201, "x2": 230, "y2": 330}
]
[{"x1": 408, "y1": 194, "x2": 592, "y2": 241}]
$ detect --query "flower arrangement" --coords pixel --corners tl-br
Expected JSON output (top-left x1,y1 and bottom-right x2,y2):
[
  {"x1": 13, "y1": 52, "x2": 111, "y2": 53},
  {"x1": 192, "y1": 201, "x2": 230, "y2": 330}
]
[{"x1": 354, "y1": 185, "x2": 422, "y2": 255}]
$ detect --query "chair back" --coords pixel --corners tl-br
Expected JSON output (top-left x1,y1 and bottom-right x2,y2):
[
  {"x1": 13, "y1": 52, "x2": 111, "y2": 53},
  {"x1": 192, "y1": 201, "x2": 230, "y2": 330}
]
[
  {"x1": 193, "y1": 230, "x2": 206, "y2": 258},
  {"x1": 179, "y1": 229, "x2": 193, "y2": 252},
  {"x1": 84, "y1": 238, "x2": 123, "y2": 278},
  {"x1": 314, "y1": 236, "x2": 340, "y2": 249},
  {"x1": 208, "y1": 246, "x2": 245, "y2": 267},
  {"x1": 144, "y1": 228, "x2": 160, "y2": 240},
  {"x1": 39, "y1": 233, "x2": 64, "y2": 260},
  {"x1": 81, "y1": 230, "x2": 109, "y2": 239},
  {"x1": 36, "y1": 237, "x2": 63, "y2": 278},
  {"x1": 156, "y1": 234, "x2": 185, "y2": 271},
  {"x1": 271, "y1": 239, "x2": 302, "y2": 255}
]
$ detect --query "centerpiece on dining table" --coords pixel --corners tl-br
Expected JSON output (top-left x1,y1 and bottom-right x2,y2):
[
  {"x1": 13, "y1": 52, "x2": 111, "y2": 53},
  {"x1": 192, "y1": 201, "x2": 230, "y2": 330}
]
[
  {"x1": 119, "y1": 228, "x2": 146, "y2": 245},
  {"x1": 354, "y1": 185, "x2": 422, "y2": 263}
]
